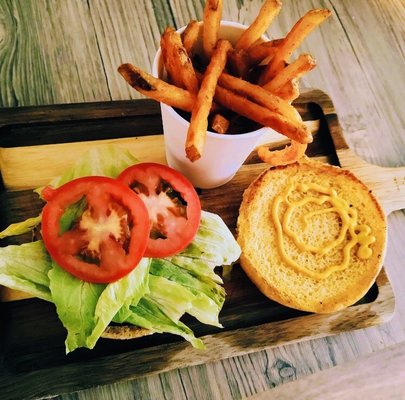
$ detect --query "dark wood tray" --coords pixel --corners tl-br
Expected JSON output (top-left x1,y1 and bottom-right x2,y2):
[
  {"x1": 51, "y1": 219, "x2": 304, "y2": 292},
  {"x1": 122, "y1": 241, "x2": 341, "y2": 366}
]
[{"x1": 0, "y1": 90, "x2": 396, "y2": 400}]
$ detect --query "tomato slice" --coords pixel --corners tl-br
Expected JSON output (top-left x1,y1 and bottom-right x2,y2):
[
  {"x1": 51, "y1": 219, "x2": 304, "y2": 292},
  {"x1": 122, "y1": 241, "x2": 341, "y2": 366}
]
[
  {"x1": 41, "y1": 176, "x2": 150, "y2": 283},
  {"x1": 117, "y1": 163, "x2": 201, "y2": 258}
]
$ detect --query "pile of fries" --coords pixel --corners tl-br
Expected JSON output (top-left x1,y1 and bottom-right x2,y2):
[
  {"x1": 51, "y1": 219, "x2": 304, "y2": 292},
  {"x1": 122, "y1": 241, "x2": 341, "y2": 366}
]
[{"x1": 118, "y1": 0, "x2": 331, "y2": 165}]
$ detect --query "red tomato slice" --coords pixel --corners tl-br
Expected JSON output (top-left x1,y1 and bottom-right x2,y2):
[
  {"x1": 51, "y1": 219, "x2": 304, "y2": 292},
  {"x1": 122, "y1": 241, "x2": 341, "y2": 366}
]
[
  {"x1": 117, "y1": 163, "x2": 201, "y2": 258},
  {"x1": 41, "y1": 176, "x2": 150, "y2": 283}
]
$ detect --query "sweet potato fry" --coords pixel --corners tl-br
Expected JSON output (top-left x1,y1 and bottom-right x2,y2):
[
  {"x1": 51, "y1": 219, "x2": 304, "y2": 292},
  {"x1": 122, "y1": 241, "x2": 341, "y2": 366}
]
[
  {"x1": 218, "y1": 72, "x2": 303, "y2": 122},
  {"x1": 246, "y1": 39, "x2": 283, "y2": 65},
  {"x1": 263, "y1": 53, "x2": 316, "y2": 93},
  {"x1": 161, "y1": 27, "x2": 199, "y2": 93},
  {"x1": 227, "y1": 48, "x2": 251, "y2": 78},
  {"x1": 118, "y1": 63, "x2": 196, "y2": 112},
  {"x1": 186, "y1": 39, "x2": 232, "y2": 161},
  {"x1": 273, "y1": 78, "x2": 300, "y2": 103},
  {"x1": 257, "y1": 140, "x2": 307, "y2": 166},
  {"x1": 203, "y1": 0, "x2": 223, "y2": 58},
  {"x1": 181, "y1": 20, "x2": 201, "y2": 58},
  {"x1": 211, "y1": 113, "x2": 230, "y2": 134},
  {"x1": 160, "y1": 28, "x2": 183, "y2": 88},
  {"x1": 235, "y1": 0, "x2": 282, "y2": 50},
  {"x1": 259, "y1": 9, "x2": 331, "y2": 84},
  {"x1": 214, "y1": 85, "x2": 312, "y2": 144}
]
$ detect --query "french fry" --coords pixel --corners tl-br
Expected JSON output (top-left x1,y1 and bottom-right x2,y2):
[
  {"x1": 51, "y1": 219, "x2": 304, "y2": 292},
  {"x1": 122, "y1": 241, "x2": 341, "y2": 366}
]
[
  {"x1": 161, "y1": 27, "x2": 199, "y2": 93},
  {"x1": 120, "y1": 3, "x2": 331, "y2": 166},
  {"x1": 246, "y1": 39, "x2": 283, "y2": 65},
  {"x1": 263, "y1": 53, "x2": 316, "y2": 93},
  {"x1": 227, "y1": 48, "x2": 251, "y2": 78},
  {"x1": 186, "y1": 39, "x2": 232, "y2": 162},
  {"x1": 235, "y1": 0, "x2": 282, "y2": 50},
  {"x1": 118, "y1": 63, "x2": 196, "y2": 112},
  {"x1": 259, "y1": 9, "x2": 331, "y2": 84},
  {"x1": 203, "y1": 0, "x2": 223, "y2": 58},
  {"x1": 218, "y1": 72, "x2": 304, "y2": 122},
  {"x1": 160, "y1": 28, "x2": 184, "y2": 88},
  {"x1": 214, "y1": 85, "x2": 313, "y2": 144},
  {"x1": 274, "y1": 78, "x2": 300, "y2": 103},
  {"x1": 257, "y1": 140, "x2": 307, "y2": 166},
  {"x1": 181, "y1": 20, "x2": 201, "y2": 58},
  {"x1": 211, "y1": 113, "x2": 230, "y2": 134}
]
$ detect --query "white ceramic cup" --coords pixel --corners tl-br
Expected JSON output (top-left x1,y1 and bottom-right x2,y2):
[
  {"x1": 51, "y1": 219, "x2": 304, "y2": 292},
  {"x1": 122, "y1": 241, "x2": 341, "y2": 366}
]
[{"x1": 152, "y1": 21, "x2": 274, "y2": 189}]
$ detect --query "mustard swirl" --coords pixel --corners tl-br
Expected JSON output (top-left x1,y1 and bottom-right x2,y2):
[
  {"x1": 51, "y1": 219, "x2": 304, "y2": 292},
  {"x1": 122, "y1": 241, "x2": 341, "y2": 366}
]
[{"x1": 272, "y1": 181, "x2": 375, "y2": 280}]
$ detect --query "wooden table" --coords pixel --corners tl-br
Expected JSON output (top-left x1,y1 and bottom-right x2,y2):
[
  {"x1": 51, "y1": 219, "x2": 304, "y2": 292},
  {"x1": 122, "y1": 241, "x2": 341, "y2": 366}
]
[{"x1": 0, "y1": 0, "x2": 404, "y2": 399}]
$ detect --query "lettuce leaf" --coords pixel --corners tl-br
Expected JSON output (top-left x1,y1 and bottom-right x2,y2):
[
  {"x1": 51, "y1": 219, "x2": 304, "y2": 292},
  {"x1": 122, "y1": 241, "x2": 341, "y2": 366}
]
[
  {"x1": 0, "y1": 146, "x2": 139, "y2": 240},
  {"x1": 150, "y1": 258, "x2": 225, "y2": 308},
  {"x1": 147, "y1": 275, "x2": 195, "y2": 323},
  {"x1": 41, "y1": 145, "x2": 139, "y2": 191},
  {"x1": 0, "y1": 215, "x2": 42, "y2": 240},
  {"x1": 86, "y1": 258, "x2": 150, "y2": 350},
  {"x1": 180, "y1": 211, "x2": 241, "y2": 266},
  {"x1": 0, "y1": 147, "x2": 241, "y2": 352},
  {"x1": 165, "y1": 255, "x2": 222, "y2": 284},
  {"x1": 148, "y1": 274, "x2": 222, "y2": 327},
  {"x1": 0, "y1": 210, "x2": 237, "y2": 351},
  {"x1": 0, "y1": 241, "x2": 52, "y2": 302},
  {"x1": 49, "y1": 258, "x2": 151, "y2": 353},
  {"x1": 49, "y1": 262, "x2": 106, "y2": 352},
  {"x1": 115, "y1": 297, "x2": 205, "y2": 350}
]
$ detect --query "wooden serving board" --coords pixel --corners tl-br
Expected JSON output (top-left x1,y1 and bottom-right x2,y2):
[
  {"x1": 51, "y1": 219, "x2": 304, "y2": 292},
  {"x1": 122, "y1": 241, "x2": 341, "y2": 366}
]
[{"x1": 0, "y1": 90, "x2": 403, "y2": 400}]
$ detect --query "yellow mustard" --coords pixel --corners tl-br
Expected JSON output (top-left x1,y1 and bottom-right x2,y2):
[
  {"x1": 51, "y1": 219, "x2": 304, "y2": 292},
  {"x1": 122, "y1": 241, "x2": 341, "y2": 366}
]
[{"x1": 272, "y1": 181, "x2": 375, "y2": 280}]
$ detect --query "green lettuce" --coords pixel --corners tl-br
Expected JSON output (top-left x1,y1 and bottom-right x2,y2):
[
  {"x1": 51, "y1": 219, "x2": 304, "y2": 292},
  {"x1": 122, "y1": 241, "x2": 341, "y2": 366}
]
[
  {"x1": 181, "y1": 211, "x2": 241, "y2": 266},
  {"x1": 0, "y1": 146, "x2": 241, "y2": 352},
  {"x1": 114, "y1": 297, "x2": 205, "y2": 349},
  {"x1": 147, "y1": 274, "x2": 222, "y2": 328},
  {"x1": 0, "y1": 145, "x2": 139, "y2": 240},
  {"x1": 0, "y1": 241, "x2": 52, "y2": 302},
  {"x1": 0, "y1": 215, "x2": 42, "y2": 240},
  {"x1": 49, "y1": 258, "x2": 151, "y2": 352},
  {"x1": 39, "y1": 145, "x2": 140, "y2": 192},
  {"x1": 150, "y1": 258, "x2": 225, "y2": 308},
  {"x1": 0, "y1": 214, "x2": 239, "y2": 352},
  {"x1": 88, "y1": 258, "x2": 150, "y2": 347},
  {"x1": 49, "y1": 262, "x2": 106, "y2": 351}
]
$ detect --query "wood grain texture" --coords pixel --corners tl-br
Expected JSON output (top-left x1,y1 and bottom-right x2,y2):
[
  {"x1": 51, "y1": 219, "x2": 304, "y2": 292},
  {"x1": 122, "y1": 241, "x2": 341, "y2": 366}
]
[
  {"x1": 0, "y1": 274, "x2": 394, "y2": 400},
  {"x1": 0, "y1": 0, "x2": 110, "y2": 106},
  {"x1": 337, "y1": 149, "x2": 405, "y2": 215},
  {"x1": 0, "y1": 136, "x2": 166, "y2": 190},
  {"x1": 0, "y1": 0, "x2": 404, "y2": 399},
  {"x1": 0, "y1": 119, "x2": 319, "y2": 191},
  {"x1": 0, "y1": 95, "x2": 398, "y2": 399},
  {"x1": 312, "y1": 89, "x2": 405, "y2": 215},
  {"x1": 249, "y1": 341, "x2": 405, "y2": 399},
  {"x1": 88, "y1": 0, "x2": 165, "y2": 100}
]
